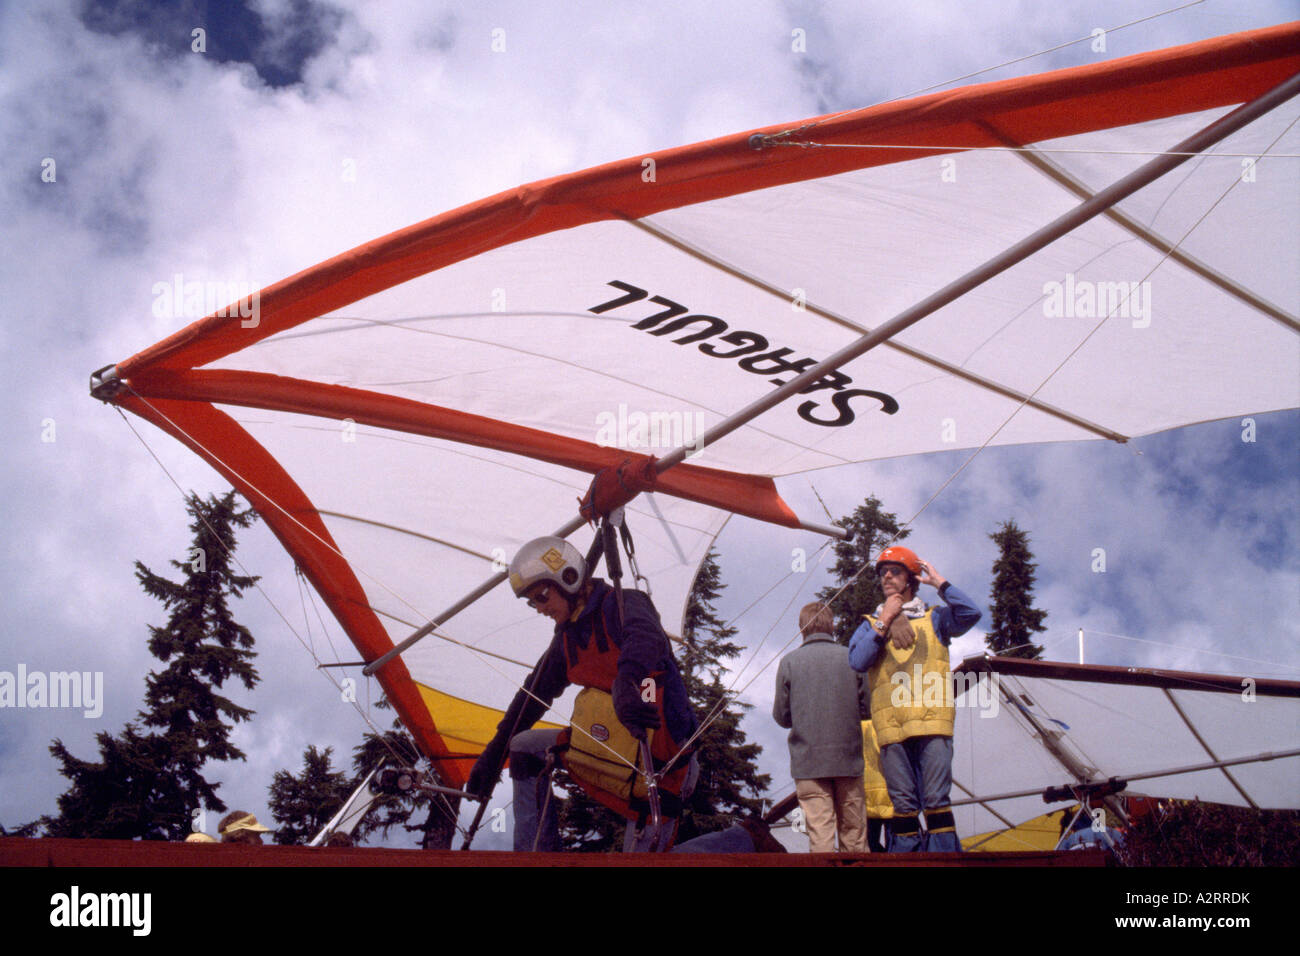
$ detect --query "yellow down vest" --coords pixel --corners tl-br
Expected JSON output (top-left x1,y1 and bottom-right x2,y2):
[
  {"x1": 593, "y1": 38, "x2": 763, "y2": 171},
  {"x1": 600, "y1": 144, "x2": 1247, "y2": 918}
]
[{"x1": 864, "y1": 608, "x2": 954, "y2": 746}]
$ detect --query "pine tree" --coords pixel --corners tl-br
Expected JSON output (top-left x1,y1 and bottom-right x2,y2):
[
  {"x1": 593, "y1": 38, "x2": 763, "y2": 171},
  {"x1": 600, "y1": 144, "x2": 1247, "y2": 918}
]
[
  {"x1": 987, "y1": 519, "x2": 1047, "y2": 659},
  {"x1": 675, "y1": 548, "x2": 768, "y2": 840},
  {"x1": 41, "y1": 491, "x2": 260, "y2": 839},
  {"x1": 43, "y1": 728, "x2": 176, "y2": 839},
  {"x1": 557, "y1": 548, "x2": 769, "y2": 849},
  {"x1": 134, "y1": 492, "x2": 260, "y2": 798},
  {"x1": 815, "y1": 495, "x2": 909, "y2": 643},
  {"x1": 1119, "y1": 801, "x2": 1300, "y2": 866},
  {"x1": 267, "y1": 745, "x2": 352, "y2": 845}
]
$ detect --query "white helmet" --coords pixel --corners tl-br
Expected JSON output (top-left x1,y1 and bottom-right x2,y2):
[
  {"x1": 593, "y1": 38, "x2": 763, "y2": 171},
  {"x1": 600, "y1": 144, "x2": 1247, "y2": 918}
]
[{"x1": 508, "y1": 536, "x2": 586, "y2": 598}]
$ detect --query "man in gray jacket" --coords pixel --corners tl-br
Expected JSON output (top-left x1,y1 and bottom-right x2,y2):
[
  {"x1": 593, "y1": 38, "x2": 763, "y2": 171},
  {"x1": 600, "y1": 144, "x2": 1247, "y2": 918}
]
[{"x1": 773, "y1": 602, "x2": 869, "y2": 852}]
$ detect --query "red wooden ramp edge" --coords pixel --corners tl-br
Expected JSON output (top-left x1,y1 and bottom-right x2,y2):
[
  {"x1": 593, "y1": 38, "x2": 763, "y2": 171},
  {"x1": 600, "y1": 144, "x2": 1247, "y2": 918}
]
[{"x1": 0, "y1": 837, "x2": 1105, "y2": 867}]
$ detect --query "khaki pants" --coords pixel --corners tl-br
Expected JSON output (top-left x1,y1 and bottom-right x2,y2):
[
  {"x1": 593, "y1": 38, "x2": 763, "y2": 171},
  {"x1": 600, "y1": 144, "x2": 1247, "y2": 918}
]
[{"x1": 796, "y1": 776, "x2": 867, "y2": 852}]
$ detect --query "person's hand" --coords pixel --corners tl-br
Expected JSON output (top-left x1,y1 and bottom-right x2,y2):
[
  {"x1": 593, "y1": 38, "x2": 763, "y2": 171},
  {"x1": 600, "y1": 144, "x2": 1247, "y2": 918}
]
[
  {"x1": 888, "y1": 613, "x2": 915, "y2": 650},
  {"x1": 918, "y1": 559, "x2": 947, "y2": 591},
  {"x1": 466, "y1": 740, "x2": 505, "y2": 800},
  {"x1": 878, "y1": 593, "x2": 904, "y2": 630},
  {"x1": 612, "y1": 673, "x2": 660, "y2": 738},
  {"x1": 877, "y1": 593, "x2": 913, "y2": 649}
]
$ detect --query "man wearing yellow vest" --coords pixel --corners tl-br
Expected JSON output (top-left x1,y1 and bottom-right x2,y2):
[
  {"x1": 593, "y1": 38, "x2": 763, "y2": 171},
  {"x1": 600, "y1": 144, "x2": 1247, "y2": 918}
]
[{"x1": 848, "y1": 546, "x2": 981, "y2": 852}]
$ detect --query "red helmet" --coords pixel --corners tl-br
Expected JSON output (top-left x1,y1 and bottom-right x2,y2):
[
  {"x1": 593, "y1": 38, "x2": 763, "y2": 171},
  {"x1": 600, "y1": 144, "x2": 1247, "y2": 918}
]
[{"x1": 875, "y1": 546, "x2": 920, "y2": 576}]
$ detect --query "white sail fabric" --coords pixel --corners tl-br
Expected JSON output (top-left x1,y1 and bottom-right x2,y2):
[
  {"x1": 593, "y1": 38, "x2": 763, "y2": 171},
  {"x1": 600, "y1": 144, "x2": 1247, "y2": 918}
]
[{"x1": 951, "y1": 660, "x2": 1300, "y2": 837}]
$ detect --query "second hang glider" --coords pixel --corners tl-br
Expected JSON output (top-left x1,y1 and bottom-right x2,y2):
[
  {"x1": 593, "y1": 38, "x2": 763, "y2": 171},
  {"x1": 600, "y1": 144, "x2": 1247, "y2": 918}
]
[{"x1": 93, "y1": 25, "x2": 1300, "y2": 792}]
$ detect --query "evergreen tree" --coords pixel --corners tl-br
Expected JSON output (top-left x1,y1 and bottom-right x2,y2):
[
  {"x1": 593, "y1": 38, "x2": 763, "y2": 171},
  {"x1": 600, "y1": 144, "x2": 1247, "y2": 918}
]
[
  {"x1": 0, "y1": 821, "x2": 41, "y2": 838},
  {"x1": 1119, "y1": 801, "x2": 1300, "y2": 866},
  {"x1": 267, "y1": 745, "x2": 352, "y2": 845},
  {"x1": 41, "y1": 491, "x2": 260, "y2": 839},
  {"x1": 675, "y1": 548, "x2": 768, "y2": 841},
  {"x1": 263, "y1": 691, "x2": 460, "y2": 848},
  {"x1": 557, "y1": 548, "x2": 769, "y2": 849},
  {"x1": 43, "y1": 728, "x2": 176, "y2": 839},
  {"x1": 815, "y1": 495, "x2": 909, "y2": 643},
  {"x1": 986, "y1": 520, "x2": 1047, "y2": 659}
]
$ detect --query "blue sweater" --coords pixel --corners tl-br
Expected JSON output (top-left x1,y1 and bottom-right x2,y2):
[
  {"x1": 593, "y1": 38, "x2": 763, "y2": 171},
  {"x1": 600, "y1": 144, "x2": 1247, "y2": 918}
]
[{"x1": 493, "y1": 578, "x2": 698, "y2": 747}]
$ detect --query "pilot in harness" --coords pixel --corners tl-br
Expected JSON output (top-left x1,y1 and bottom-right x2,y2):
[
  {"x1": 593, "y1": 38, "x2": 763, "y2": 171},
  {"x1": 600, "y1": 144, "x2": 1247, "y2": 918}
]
[{"x1": 465, "y1": 458, "x2": 700, "y2": 851}]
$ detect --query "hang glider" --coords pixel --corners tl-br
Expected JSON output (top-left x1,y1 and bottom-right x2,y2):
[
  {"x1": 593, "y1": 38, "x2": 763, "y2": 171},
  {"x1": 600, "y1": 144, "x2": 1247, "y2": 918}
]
[
  {"x1": 308, "y1": 764, "x2": 382, "y2": 847},
  {"x1": 948, "y1": 656, "x2": 1300, "y2": 839},
  {"x1": 92, "y1": 24, "x2": 1300, "y2": 800}
]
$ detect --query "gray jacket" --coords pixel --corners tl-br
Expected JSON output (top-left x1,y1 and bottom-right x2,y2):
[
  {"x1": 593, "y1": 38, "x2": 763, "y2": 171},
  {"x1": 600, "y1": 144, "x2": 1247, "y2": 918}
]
[{"x1": 772, "y1": 633, "x2": 869, "y2": 779}]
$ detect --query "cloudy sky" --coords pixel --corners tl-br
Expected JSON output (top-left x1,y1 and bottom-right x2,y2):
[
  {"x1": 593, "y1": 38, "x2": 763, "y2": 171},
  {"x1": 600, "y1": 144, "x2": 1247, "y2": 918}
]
[{"x1": 2, "y1": 0, "x2": 1297, "y2": 852}]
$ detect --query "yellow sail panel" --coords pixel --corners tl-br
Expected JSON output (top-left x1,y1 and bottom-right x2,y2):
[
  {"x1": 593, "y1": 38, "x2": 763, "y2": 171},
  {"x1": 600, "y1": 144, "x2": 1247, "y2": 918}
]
[
  {"x1": 414, "y1": 681, "x2": 563, "y2": 782},
  {"x1": 964, "y1": 811, "x2": 1068, "y2": 852}
]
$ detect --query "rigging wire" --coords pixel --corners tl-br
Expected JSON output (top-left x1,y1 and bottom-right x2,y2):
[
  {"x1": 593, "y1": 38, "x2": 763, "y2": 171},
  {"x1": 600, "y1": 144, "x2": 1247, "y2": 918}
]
[
  {"x1": 115, "y1": 385, "x2": 638, "y2": 762},
  {"x1": 1076, "y1": 629, "x2": 1300, "y2": 676},
  {"x1": 114, "y1": 388, "x2": 669, "y2": 810},
  {"x1": 774, "y1": 144, "x2": 1300, "y2": 159},
  {"x1": 118, "y1": 388, "x2": 454, "y2": 638},
  {"x1": 298, "y1": 564, "x2": 348, "y2": 672},
  {"x1": 659, "y1": 109, "x2": 1300, "y2": 806},
  {"x1": 715, "y1": 541, "x2": 832, "y2": 681},
  {"x1": 879, "y1": 111, "x2": 1300, "y2": 560},
  {"x1": 294, "y1": 568, "x2": 318, "y2": 660},
  {"x1": 112, "y1": 405, "x2": 473, "y2": 839},
  {"x1": 805, "y1": 0, "x2": 1208, "y2": 124},
  {"x1": 661, "y1": 540, "x2": 836, "y2": 771}
]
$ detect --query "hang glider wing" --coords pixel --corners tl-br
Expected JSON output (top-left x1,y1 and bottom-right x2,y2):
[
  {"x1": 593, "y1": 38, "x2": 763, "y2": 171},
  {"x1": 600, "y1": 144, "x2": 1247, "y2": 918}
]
[
  {"x1": 950, "y1": 656, "x2": 1300, "y2": 839},
  {"x1": 964, "y1": 809, "x2": 1073, "y2": 853},
  {"x1": 95, "y1": 24, "x2": 1300, "y2": 786}
]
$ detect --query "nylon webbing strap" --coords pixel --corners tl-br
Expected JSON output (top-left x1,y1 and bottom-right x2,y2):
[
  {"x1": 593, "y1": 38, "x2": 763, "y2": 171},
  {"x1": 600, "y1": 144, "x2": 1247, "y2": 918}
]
[
  {"x1": 889, "y1": 814, "x2": 921, "y2": 836},
  {"x1": 601, "y1": 518, "x2": 625, "y2": 627},
  {"x1": 619, "y1": 521, "x2": 649, "y2": 593},
  {"x1": 925, "y1": 809, "x2": 956, "y2": 832}
]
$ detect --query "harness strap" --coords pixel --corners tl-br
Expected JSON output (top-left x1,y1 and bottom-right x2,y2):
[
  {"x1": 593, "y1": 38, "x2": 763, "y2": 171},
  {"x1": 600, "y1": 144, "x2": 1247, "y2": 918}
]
[
  {"x1": 580, "y1": 532, "x2": 604, "y2": 590},
  {"x1": 601, "y1": 517, "x2": 625, "y2": 628},
  {"x1": 888, "y1": 814, "x2": 921, "y2": 836},
  {"x1": 619, "y1": 521, "x2": 649, "y2": 594},
  {"x1": 925, "y1": 808, "x2": 956, "y2": 832}
]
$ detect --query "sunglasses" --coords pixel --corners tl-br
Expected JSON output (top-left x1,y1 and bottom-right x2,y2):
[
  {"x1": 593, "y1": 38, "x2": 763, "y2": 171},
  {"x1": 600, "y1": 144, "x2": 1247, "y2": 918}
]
[{"x1": 525, "y1": 586, "x2": 552, "y2": 609}]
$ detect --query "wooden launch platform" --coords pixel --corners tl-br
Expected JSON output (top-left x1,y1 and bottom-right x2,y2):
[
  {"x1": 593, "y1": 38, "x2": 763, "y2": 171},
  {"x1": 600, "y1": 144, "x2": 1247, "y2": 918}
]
[{"x1": 0, "y1": 836, "x2": 1105, "y2": 867}]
